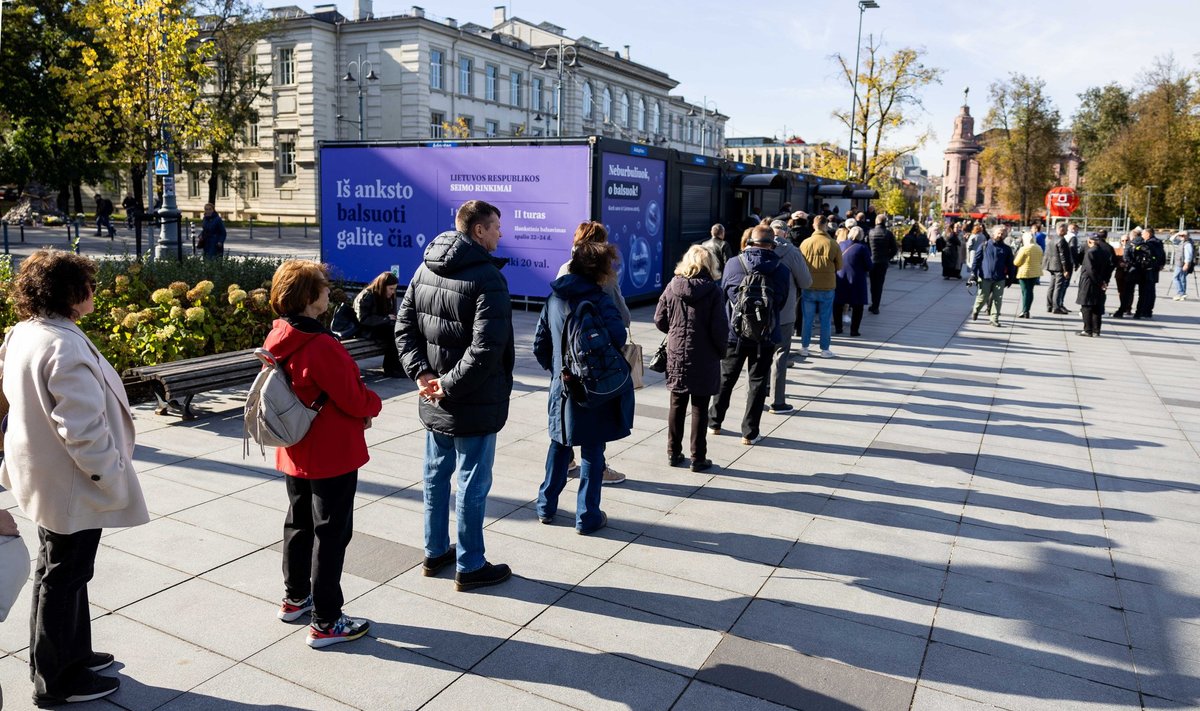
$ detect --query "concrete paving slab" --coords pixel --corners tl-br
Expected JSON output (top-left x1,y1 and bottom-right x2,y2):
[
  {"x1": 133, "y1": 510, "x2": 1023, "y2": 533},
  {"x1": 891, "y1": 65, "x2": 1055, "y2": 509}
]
[
  {"x1": 472, "y1": 628, "x2": 689, "y2": 711},
  {"x1": 671, "y1": 680, "x2": 793, "y2": 711},
  {"x1": 576, "y1": 560, "x2": 750, "y2": 632},
  {"x1": 156, "y1": 662, "x2": 355, "y2": 710},
  {"x1": 420, "y1": 673, "x2": 575, "y2": 711},
  {"x1": 102, "y1": 517, "x2": 260, "y2": 576}
]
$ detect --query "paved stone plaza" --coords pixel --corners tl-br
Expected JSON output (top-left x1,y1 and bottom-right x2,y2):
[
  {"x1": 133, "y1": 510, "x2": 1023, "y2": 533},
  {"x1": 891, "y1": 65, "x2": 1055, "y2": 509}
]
[{"x1": 2, "y1": 260, "x2": 1199, "y2": 710}]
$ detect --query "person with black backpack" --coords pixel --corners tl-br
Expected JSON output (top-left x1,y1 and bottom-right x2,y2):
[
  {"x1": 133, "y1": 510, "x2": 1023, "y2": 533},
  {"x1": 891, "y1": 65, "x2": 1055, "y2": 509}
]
[
  {"x1": 1131, "y1": 227, "x2": 1167, "y2": 318},
  {"x1": 533, "y1": 240, "x2": 634, "y2": 535},
  {"x1": 708, "y1": 225, "x2": 791, "y2": 446}
]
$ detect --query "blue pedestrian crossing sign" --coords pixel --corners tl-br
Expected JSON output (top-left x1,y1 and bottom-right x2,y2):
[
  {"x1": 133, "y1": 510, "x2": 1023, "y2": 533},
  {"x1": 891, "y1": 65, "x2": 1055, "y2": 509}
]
[{"x1": 154, "y1": 152, "x2": 170, "y2": 176}]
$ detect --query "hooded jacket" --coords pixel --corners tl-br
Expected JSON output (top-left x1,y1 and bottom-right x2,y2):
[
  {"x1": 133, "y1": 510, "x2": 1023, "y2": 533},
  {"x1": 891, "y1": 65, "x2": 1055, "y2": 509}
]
[
  {"x1": 654, "y1": 274, "x2": 727, "y2": 396},
  {"x1": 396, "y1": 230, "x2": 515, "y2": 436},
  {"x1": 533, "y1": 274, "x2": 633, "y2": 446},
  {"x1": 720, "y1": 247, "x2": 791, "y2": 346},
  {"x1": 262, "y1": 315, "x2": 382, "y2": 478}
]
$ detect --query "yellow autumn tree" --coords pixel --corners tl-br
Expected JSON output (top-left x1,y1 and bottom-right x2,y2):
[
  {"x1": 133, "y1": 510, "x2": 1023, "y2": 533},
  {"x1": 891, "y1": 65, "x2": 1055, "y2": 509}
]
[{"x1": 62, "y1": 0, "x2": 214, "y2": 208}]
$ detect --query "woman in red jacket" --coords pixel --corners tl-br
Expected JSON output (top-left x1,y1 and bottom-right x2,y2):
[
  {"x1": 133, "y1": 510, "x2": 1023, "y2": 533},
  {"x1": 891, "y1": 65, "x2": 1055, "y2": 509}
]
[{"x1": 263, "y1": 260, "x2": 382, "y2": 648}]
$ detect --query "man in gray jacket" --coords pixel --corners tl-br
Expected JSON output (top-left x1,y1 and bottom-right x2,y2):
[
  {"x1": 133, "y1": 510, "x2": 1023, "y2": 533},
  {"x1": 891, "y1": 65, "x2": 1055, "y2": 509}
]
[
  {"x1": 700, "y1": 224, "x2": 733, "y2": 272},
  {"x1": 1044, "y1": 223, "x2": 1074, "y2": 314},
  {"x1": 768, "y1": 220, "x2": 812, "y2": 413}
]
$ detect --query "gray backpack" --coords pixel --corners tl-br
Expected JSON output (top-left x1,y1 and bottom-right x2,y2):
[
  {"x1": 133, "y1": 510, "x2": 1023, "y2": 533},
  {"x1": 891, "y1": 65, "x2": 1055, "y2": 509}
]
[{"x1": 243, "y1": 347, "x2": 327, "y2": 456}]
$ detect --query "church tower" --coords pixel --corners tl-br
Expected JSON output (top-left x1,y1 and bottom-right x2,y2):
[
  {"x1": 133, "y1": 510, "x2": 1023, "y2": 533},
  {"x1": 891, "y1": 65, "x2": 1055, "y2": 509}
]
[{"x1": 942, "y1": 88, "x2": 983, "y2": 213}]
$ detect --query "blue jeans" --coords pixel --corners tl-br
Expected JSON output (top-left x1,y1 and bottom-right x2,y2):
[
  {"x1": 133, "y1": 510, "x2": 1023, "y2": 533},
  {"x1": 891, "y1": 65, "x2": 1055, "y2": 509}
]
[
  {"x1": 538, "y1": 440, "x2": 605, "y2": 531},
  {"x1": 800, "y1": 289, "x2": 834, "y2": 350},
  {"x1": 423, "y1": 431, "x2": 495, "y2": 573},
  {"x1": 1175, "y1": 268, "x2": 1188, "y2": 296}
]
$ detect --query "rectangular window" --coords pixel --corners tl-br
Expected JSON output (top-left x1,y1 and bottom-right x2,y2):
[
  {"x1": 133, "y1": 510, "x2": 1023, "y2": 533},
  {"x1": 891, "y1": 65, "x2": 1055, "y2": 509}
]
[
  {"x1": 430, "y1": 111, "x2": 445, "y2": 138},
  {"x1": 485, "y1": 120, "x2": 498, "y2": 138},
  {"x1": 459, "y1": 56, "x2": 472, "y2": 96},
  {"x1": 430, "y1": 49, "x2": 444, "y2": 90},
  {"x1": 457, "y1": 116, "x2": 473, "y2": 136},
  {"x1": 277, "y1": 133, "x2": 296, "y2": 176},
  {"x1": 249, "y1": 171, "x2": 260, "y2": 198},
  {"x1": 510, "y1": 71, "x2": 522, "y2": 107},
  {"x1": 276, "y1": 47, "x2": 294, "y2": 86},
  {"x1": 188, "y1": 171, "x2": 201, "y2": 198},
  {"x1": 532, "y1": 77, "x2": 543, "y2": 112},
  {"x1": 219, "y1": 176, "x2": 230, "y2": 199},
  {"x1": 249, "y1": 124, "x2": 259, "y2": 147},
  {"x1": 485, "y1": 64, "x2": 498, "y2": 101}
]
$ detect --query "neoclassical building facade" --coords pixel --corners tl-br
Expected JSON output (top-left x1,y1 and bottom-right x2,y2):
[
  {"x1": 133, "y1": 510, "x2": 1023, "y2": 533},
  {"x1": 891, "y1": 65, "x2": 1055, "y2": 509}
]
[{"x1": 171, "y1": 4, "x2": 727, "y2": 220}]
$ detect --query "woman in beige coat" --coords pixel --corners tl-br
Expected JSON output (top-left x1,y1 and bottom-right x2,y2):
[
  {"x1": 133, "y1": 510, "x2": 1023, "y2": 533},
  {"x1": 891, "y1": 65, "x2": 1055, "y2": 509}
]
[{"x1": 0, "y1": 250, "x2": 148, "y2": 707}]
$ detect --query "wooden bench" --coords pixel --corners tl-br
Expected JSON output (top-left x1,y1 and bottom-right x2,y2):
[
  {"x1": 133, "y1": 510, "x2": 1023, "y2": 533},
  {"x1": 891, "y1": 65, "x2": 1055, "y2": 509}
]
[{"x1": 123, "y1": 338, "x2": 386, "y2": 420}]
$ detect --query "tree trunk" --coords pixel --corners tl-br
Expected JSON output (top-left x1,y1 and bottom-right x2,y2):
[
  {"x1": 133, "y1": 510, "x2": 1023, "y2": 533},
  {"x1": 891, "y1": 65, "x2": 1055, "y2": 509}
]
[
  {"x1": 131, "y1": 161, "x2": 146, "y2": 211},
  {"x1": 56, "y1": 183, "x2": 69, "y2": 215},
  {"x1": 72, "y1": 181, "x2": 83, "y2": 216},
  {"x1": 208, "y1": 152, "x2": 220, "y2": 205}
]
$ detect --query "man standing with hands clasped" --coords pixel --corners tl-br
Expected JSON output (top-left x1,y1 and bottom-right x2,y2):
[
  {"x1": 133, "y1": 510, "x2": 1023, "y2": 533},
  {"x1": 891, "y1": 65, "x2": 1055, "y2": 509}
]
[{"x1": 396, "y1": 199, "x2": 515, "y2": 592}]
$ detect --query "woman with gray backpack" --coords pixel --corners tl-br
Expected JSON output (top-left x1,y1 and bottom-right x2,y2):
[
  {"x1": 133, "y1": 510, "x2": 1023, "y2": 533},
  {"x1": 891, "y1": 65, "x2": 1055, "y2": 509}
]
[
  {"x1": 261, "y1": 260, "x2": 382, "y2": 648},
  {"x1": 533, "y1": 240, "x2": 634, "y2": 535}
]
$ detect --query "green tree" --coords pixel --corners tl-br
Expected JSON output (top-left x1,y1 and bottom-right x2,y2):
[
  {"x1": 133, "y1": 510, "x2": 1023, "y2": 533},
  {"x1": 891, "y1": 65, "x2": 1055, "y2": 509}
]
[
  {"x1": 831, "y1": 36, "x2": 943, "y2": 185},
  {"x1": 1084, "y1": 57, "x2": 1199, "y2": 228},
  {"x1": 979, "y1": 73, "x2": 1062, "y2": 222},
  {"x1": 193, "y1": 0, "x2": 277, "y2": 206},
  {"x1": 63, "y1": 0, "x2": 214, "y2": 211},
  {"x1": 1071, "y1": 83, "x2": 1134, "y2": 216},
  {"x1": 0, "y1": 0, "x2": 109, "y2": 213}
]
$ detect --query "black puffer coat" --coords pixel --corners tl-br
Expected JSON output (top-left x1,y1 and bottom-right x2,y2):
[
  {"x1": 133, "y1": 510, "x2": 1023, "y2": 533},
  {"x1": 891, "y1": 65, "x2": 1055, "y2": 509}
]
[
  {"x1": 396, "y1": 230, "x2": 515, "y2": 436},
  {"x1": 653, "y1": 274, "x2": 727, "y2": 396}
]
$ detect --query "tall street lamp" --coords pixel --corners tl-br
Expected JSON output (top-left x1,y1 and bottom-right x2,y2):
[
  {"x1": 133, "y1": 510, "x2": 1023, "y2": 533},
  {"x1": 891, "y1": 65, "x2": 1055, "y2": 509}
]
[
  {"x1": 539, "y1": 41, "x2": 578, "y2": 137},
  {"x1": 1144, "y1": 184, "x2": 1158, "y2": 229},
  {"x1": 846, "y1": 0, "x2": 879, "y2": 180},
  {"x1": 688, "y1": 96, "x2": 718, "y2": 156},
  {"x1": 339, "y1": 54, "x2": 377, "y2": 141}
]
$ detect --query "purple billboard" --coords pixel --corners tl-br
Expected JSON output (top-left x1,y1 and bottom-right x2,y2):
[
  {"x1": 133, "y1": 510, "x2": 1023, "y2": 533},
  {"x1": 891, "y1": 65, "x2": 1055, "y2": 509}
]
[
  {"x1": 320, "y1": 145, "x2": 591, "y2": 296},
  {"x1": 599, "y1": 151, "x2": 666, "y2": 297}
]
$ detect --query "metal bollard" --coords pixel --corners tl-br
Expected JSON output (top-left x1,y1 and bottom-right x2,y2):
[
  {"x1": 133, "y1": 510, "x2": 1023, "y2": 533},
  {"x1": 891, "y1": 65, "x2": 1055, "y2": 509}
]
[
  {"x1": 20, "y1": 223, "x2": 25, "y2": 243},
  {"x1": 189, "y1": 221, "x2": 195, "y2": 254},
  {"x1": 2, "y1": 223, "x2": 8, "y2": 254},
  {"x1": 249, "y1": 218, "x2": 253, "y2": 240},
  {"x1": 277, "y1": 216, "x2": 282, "y2": 239},
  {"x1": 303, "y1": 216, "x2": 308, "y2": 239}
]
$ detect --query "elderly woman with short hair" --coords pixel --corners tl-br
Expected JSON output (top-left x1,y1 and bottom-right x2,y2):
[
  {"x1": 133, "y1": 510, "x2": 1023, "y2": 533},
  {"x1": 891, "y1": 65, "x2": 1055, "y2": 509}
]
[{"x1": 1, "y1": 250, "x2": 148, "y2": 706}]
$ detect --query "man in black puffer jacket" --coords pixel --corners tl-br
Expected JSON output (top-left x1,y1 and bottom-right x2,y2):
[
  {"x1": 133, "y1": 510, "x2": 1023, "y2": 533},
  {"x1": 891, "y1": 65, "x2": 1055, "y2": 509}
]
[
  {"x1": 396, "y1": 199, "x2": 515, "y2": 592},
  {"x1": 866, "y1": 214, "x2": 897, "y2": 314}
]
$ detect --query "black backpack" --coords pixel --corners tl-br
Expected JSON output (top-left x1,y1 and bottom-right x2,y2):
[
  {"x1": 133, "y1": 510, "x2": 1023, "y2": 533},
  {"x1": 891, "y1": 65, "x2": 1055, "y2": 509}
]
[
  {"x1": 730, "y1": 255, "x2": 776, "y2": 343},
  {"x1": 561, "y1": 298, "x2": 630, "y2": 408},
  {"x1": 1129, "y1": 243, "x2": 1157, "y2": 272}
]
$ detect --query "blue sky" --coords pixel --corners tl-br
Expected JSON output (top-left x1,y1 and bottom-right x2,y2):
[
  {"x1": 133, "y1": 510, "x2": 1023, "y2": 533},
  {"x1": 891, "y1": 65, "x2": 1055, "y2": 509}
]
[{"x1": 294, "y1": 0, "x2": 1200, "y2": 174}]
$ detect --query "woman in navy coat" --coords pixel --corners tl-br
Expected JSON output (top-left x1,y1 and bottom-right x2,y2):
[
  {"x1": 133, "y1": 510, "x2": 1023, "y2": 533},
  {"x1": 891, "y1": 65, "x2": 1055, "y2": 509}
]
[
  {"x1": 533, "y1": 241, "x2": 634, "y2": 535},
  {"x1": 834, "y1": 227, "x2": 874, "y2": 336}
]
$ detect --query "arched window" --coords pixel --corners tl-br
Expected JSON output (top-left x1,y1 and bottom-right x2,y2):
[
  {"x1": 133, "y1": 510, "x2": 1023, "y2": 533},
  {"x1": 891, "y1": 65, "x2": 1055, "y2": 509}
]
[
  {"x1": 635, "y1": 97, "x2": 646, "y2": 132},
  {"x1": 582, "y1": 83, "x2": 593, "y2": 120},
  {"x1": 650, "y1": 102, "x2": 660, "y2": 134},
  {"x1": 602, "y1": 87, "x2": 613, "y2": 121},
  {"x1": 619, "y1": 92, "x2": 629, "y2": 126}
]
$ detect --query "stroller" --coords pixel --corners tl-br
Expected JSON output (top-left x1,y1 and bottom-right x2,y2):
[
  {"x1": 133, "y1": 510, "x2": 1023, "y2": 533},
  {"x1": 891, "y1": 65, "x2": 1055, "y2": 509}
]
[{"x1": 899, "y1": 224, "x2": 930, "y2": 270}]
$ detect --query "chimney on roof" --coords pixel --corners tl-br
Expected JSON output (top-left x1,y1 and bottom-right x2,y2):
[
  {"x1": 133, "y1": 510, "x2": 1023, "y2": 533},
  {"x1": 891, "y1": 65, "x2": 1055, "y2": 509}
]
[
  {"x1": 353, "y1": 0, "x2": 372, "y2": 20},
  {"x1": 446, "y1": 17, "x2": 457, "y2": 28},
  {"x1": 623, "y1": 45, "x2": 630, "y2": 60},
  {"x1": 493, "y1": 5, "x2": 506, "y2": 26},
  {"x1": 410, "y1": 5, "x2": 424, "y2": 18}
]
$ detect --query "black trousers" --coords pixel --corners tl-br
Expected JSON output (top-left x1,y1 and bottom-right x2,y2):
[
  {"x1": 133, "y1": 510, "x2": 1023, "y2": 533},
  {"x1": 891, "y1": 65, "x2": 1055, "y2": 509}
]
[
  {"x1": 1134, "y1": 273, "x2": 1157, "y2": 317},
  {"x1": 868, "y1": 264, "x2": 888, "y2": 309},
  {"x1": 283, "y1": 471, "x2": 358, "y2": 626},
  {"x1": 668, "y1": 391, "x2": 711, "y2": 460},
  {"x1": 31, "y1": 527, "x2": 102, "y2": 699},
  {"x1": 709, "y1": 342, "x2": 772, "y2": 440},
  {"x1": 833, "y1": 302, "x2": 864, "y2": 334},
  {"x1": 1081, "y1": 306, "x2": 1103, "y2": 334},
  {"x1": 368, "y1": 323, "x2": 401, "y2": 371},
  {"x1": 1116, "y1": 272, "x2": 1135, "y2": 314}
]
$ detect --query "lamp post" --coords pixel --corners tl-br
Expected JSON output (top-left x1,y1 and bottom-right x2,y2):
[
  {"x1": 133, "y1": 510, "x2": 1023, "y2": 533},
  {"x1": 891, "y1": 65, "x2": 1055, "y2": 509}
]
[
  {"x1": 688, "y1": 96, "x2": 718, "y2": 156},
  {"x1": 539, "y1": 41, "x2": 578, "y2": 137},
  {"x1": 1144, "y1": 184, "x2": 1158, "y2": 229},
  {"x1": 339, "y1": 54, "x2": 377, "y2": 141},
  {"x1": 845, "y1": 0, "x2": 879, "y2": 180}
]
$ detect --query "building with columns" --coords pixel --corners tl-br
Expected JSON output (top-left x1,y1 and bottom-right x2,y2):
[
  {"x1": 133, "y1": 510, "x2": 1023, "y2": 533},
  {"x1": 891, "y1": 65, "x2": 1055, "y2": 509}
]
[
  {"x1": 170, "y1": 3, "x2": 728, "y2": 220},
  {"x1": 941, "y1": 92, "x2": 1080, "y2": 220}
]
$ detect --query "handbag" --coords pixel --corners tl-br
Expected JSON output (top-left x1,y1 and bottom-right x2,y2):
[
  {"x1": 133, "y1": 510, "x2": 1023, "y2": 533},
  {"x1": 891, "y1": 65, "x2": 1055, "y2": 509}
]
[
  {"x1": 647, "y1": 338, "x2": 668, "y2": 373},
  {"x1": 622, "y1": 338, "x2": 645, "y2": 390}
]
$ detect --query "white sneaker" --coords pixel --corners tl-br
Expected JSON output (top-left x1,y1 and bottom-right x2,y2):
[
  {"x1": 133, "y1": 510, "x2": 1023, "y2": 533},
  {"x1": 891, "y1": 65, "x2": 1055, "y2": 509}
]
[
  {"x1": 799, "y1": 347, "x2": 810, "y2": 357},
  {"x1": 820, "y1": 349, "x2": 835, "y2": 358}
]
